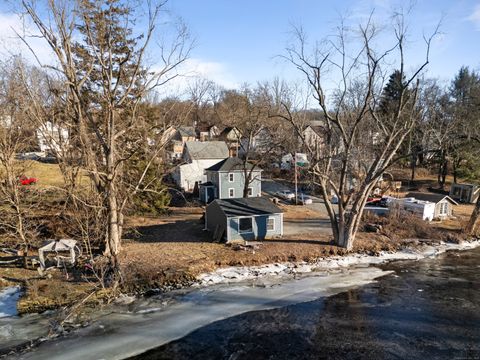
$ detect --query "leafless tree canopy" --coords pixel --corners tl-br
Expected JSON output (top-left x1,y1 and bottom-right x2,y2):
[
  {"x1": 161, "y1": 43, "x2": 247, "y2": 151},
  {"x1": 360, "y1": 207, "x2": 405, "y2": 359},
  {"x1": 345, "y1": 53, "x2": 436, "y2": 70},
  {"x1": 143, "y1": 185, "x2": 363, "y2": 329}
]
[{"x1": 280, "y1": 12, "x2": 440, "y2": 249}]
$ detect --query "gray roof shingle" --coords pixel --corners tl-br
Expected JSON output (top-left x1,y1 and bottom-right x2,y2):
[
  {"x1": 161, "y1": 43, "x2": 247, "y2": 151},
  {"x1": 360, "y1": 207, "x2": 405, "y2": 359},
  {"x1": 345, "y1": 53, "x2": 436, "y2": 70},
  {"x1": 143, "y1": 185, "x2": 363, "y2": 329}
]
[
  {"x1": 178, "y1": 126, "x2": 196, "y2": 137},
  {"x1": 405, "y1": 192, "x2": 458, "y2": 205},
  {"x1": 213, "y1": 197, "x2": 282, "y2": 217},
  {"x1": 205, "y1": 157, "x2": 261, "y2": 172},
  {"x1": 184, "y1": 141, "x2": 229, "y2": 160}
]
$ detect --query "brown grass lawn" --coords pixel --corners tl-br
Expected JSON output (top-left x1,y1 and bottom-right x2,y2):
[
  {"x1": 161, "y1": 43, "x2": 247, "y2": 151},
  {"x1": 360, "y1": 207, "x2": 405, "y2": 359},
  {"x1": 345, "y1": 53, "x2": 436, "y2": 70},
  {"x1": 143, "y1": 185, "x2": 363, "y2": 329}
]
[
  {"x1": 23, "y1": 161, "x2": 65, "y2": 187},
  {"x1": 23, "y1": 160, "x2": 91, "y2": 188},
  {"x1": 1, "y1": 166, "x2": 476, "y2": 312}
]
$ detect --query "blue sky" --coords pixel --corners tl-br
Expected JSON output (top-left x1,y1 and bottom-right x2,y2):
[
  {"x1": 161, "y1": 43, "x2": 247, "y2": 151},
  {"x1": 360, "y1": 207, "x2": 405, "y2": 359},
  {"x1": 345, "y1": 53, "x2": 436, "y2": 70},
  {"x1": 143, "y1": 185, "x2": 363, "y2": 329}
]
[
  {"x1": 166, "y1": 0, "x2": 480, "y2": 88},
  {"x1": 0, "y1": 0, "x2": 478, "y2": 92}
]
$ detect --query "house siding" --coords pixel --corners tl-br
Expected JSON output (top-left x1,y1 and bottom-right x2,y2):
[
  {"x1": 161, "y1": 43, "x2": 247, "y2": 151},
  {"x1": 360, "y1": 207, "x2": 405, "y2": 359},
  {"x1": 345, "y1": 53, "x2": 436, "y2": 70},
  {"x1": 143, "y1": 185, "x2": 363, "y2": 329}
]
[
  {"x1": 450, "y1": 184, "x2": 480, "y2": 204},
  {"x1": 174, "y1": 159, "x2": 224, "y2": 191},
  {"x1": 218, "y1": 171, "x2": 261, "y2": 199},
  {"x1": 227, "y1": 213, "x2": 282, "y2": 243}
]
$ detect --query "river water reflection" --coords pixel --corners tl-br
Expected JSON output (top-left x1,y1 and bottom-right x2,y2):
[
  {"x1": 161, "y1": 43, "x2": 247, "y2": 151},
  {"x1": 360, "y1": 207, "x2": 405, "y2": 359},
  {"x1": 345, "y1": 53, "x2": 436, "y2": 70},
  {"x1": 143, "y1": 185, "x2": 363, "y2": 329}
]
[{"x1": 133, "y1": 247, "x2": 480, "y2": 360}]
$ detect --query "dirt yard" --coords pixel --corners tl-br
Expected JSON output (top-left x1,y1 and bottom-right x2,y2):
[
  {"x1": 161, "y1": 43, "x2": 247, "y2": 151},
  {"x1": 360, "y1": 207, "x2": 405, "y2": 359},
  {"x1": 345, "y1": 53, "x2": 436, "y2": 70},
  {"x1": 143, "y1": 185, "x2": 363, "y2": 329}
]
[{"x1": 118, "y1": 202, "x2": 475, "y2": 291}]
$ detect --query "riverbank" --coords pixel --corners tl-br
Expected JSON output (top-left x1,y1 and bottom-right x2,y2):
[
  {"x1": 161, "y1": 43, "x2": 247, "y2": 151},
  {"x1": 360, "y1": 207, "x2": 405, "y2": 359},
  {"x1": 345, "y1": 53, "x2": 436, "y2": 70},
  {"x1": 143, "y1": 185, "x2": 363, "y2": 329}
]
[
  {"x1": 0, "y1": 203, "x2": 475, "y2": 315},
  {"x1": 3, "y1": 238, "x2": 480, "y2": 359}
]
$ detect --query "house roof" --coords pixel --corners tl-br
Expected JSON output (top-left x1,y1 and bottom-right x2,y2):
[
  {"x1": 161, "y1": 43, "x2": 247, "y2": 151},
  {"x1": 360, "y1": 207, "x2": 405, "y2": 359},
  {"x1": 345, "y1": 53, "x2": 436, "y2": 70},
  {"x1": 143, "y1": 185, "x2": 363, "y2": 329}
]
[
  {"x1": 205, "y1": 157, "x2": 261, "y2": 172},
  {"x1": 196, "y1": 122, "x2": 218, "y2": 133},
  {"x1": 405, "y1": 192, "x2": 458, "y2": 205},
  {"x1": 184, "y1": 141, "x2": 229, "y2": 160},
  {"x1": 220, "y1": 126, "x2": 241, "y2": 137},
  {"x1": 212, "y1": 197, "x2": 283, "y2": 217},
  {"x1": 451, "y1": 183, "x2": 478, "y2": 188},
  {"x1": 304, "y1": 125, "x2": 327, "y2": 137},
  {"x1": 199, "y1": 181, "x2": 215, "y2": 187},
  {"x1": 178, "y1": 126, "x2": 196, "y2": 138}
]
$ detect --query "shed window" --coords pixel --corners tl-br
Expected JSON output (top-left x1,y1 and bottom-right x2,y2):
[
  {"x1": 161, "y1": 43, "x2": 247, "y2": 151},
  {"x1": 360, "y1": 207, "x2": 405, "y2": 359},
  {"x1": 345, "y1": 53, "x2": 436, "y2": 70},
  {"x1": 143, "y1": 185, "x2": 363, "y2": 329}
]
[
  {"x1": 439, "y1": 202, "x2": 448, "y2": 215},
  {"x1": 238, "y1": 217, "x2": 253, "y2": 233},
  {"x1": 247, "y1": 187, "x2": 253, "y2": 197},
  {"x1": 229, "y1": 188, "x2": 235, "y2": 198},
  {"x1": 229, "y1": 173, "x2": 234, "y2": 182},
  {"x1": 267, "y1": 217, "x2": 275, "y2": 231}
]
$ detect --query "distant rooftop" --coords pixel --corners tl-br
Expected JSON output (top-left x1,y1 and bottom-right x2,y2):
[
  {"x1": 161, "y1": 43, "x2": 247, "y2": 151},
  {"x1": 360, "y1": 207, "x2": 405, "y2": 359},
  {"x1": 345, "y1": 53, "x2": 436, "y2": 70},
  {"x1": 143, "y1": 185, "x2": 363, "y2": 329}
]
[
  {"x1": 205, "y1": 157, "x2": 261, "y2": 172},
  {"x1": 178, "y1": 126, "x2": 196, "y2": 138},
  {"x1": 405, "y1": 192, "x2": 458, "y2": 205},
  {"x1": 184, "y1": 141, "x2": 229, "y2": 160}
]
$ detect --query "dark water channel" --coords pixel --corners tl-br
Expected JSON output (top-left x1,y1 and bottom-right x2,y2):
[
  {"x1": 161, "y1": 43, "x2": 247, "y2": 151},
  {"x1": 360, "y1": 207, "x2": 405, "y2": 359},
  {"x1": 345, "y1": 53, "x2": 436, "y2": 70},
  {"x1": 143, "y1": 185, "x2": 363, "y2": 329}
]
[{"x1": 132, "y1": 247, "x2": 480, "y2": 360}]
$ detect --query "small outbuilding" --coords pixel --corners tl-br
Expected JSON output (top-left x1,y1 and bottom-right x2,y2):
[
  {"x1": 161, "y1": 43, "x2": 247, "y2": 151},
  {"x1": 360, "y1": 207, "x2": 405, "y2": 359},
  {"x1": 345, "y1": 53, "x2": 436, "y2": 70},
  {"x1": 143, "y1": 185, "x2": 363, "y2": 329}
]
[
  {"x1": 404, "y1": 192, "x2": 458, "y2": 220},
  {"x1": 449, "y1": 183, "x2": 479, "y2": 204},
  {"x1": 205, "y1": 197, "x2": 283, "y2": 243}
]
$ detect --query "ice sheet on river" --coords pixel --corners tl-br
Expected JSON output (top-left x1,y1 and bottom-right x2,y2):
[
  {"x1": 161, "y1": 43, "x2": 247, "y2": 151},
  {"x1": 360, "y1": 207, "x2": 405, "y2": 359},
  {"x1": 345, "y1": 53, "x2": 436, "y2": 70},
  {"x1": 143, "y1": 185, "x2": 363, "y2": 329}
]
[
  {"x1": 15, "y1": 267, "x2": 390, "y2": 360},
  {"x1": 0, "y1": 286, "x2": 21, "y2": 318}
]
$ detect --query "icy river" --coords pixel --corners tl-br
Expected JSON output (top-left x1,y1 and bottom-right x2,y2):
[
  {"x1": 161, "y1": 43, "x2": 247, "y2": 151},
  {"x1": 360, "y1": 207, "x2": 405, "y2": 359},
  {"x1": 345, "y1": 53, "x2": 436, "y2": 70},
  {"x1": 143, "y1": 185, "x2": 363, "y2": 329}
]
[{"x1": 1, "y1": 244, "x2": 479, "y2": 359}]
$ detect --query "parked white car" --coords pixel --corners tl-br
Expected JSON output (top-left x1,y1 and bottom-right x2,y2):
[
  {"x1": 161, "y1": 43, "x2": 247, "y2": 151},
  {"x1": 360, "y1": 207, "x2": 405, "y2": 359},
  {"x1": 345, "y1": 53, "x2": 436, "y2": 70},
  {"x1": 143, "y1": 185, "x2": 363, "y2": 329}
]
[
  {"x1": 275, "y1": 189, "x2": 295, "y2": 200},
  {"x1": 297, "y1": 194, "x2": 313, "y2": 205}
]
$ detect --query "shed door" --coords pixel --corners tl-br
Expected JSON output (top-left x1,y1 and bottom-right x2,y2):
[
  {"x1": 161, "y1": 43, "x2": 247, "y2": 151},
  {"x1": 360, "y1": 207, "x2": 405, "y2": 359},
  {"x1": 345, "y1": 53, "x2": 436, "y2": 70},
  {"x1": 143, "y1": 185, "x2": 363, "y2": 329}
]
[{"x1": 207, "y1": 187, "x2": 215, "y2": 203}]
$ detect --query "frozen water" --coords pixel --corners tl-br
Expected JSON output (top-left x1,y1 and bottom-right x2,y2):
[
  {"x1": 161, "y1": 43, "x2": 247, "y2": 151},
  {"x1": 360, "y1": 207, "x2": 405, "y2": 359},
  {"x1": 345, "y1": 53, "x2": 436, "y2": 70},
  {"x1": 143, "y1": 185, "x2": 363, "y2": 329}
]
[
  {"x1": 0, "y1": 286, "x2": 21, "y2": 318},
  {"x1": 8, "y1": 239, "x2": 480, "y2": 360},
  {"x1": 15, "y1": 267, "x2": 391, "y2": 360}
]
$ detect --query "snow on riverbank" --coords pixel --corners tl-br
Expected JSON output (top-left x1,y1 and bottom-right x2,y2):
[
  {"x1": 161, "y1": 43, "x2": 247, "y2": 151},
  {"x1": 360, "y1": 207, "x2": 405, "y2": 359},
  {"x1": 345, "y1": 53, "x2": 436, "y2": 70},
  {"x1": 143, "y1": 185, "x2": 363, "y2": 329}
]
[
  {"x1": 0, "y1": 286, "x2": 21, "y2": 318},
  {"x1": 197, "y1": 239, "x2": 480, "y2": 285},
  {"x1": 8, "y1": 239, "x2": 480, "y2": 360},
  {"x1": 15, "y1": 266, "x2": 391, "y2": 360}
]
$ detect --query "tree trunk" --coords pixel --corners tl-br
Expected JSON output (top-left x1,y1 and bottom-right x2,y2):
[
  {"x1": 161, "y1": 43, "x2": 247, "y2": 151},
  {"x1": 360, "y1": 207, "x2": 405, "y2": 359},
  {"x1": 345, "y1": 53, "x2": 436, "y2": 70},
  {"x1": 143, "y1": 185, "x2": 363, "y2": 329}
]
[{"x1": 466, "y1": 196, "x2": 480, "y2": 235}]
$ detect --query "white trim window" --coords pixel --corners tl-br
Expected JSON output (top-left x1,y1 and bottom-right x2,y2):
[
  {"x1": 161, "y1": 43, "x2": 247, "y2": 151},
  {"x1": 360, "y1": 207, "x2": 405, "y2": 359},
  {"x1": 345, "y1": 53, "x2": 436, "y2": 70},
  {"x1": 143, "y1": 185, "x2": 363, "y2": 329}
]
[
  {"x1": 247, "y1": 187, "x2": 253, "y2": 197},
  {"x1": 228, "y1": 173, "x2": 234, "y2": 182},
  {"x1": 229, "y1": 188, "x2": 235, "y2": 198},
  {"x1": 238, "y1": 217, "x2": 253, "y2": 234},
  {"x1": 267, "y1": 216, "x2": 275, "y2": 231},
  {"x1": 439, "y1": 202, "x2": 448, "y2": 215}
]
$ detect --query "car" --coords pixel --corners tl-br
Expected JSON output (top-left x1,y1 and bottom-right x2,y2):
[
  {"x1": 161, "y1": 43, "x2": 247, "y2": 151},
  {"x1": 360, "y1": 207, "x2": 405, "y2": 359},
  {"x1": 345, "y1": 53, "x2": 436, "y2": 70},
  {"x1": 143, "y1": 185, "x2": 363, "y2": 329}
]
[
  {"x1": 275, "y1": 189, "x2": 295, "y2": 200},
  {"x1": 296, "y1": 193, "x2": 313, "y2": 205}
]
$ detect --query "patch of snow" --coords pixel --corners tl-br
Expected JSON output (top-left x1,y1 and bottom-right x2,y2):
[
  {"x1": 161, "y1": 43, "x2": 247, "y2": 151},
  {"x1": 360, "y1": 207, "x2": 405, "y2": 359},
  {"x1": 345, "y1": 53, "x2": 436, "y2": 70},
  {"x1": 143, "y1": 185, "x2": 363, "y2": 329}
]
[
  {"x1": 0, "y1": 286, "x2": 21, "y2": 318},
  {"x1": 196, "y1": 239, "x2": 480, "y2": 286}
]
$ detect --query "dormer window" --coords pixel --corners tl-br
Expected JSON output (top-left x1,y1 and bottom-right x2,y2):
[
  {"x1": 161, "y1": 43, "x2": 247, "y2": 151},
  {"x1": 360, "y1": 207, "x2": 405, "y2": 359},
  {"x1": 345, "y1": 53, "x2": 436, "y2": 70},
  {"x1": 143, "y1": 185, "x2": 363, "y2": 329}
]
[{"x1": 228, "y1": 173, "x2": 234, "y2": 182}]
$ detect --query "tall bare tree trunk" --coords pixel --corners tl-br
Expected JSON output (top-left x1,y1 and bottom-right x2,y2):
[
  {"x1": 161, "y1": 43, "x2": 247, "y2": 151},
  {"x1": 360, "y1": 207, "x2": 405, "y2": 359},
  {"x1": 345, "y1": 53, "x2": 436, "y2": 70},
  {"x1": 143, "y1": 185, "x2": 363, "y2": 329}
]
[{"x1": 466, "y1": 196, "x2": 480, "y2": 235}]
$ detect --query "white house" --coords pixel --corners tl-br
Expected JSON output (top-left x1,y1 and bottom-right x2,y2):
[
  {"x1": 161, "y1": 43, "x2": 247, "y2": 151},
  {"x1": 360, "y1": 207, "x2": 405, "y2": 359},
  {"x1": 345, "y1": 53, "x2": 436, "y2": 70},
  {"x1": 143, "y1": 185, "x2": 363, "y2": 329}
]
[
  {"x1": 172, "y1": 141, "x2": 229, "y2": 191},
  {"x1": 36, "y1": 121, "x2": 69, "y2": 154}
]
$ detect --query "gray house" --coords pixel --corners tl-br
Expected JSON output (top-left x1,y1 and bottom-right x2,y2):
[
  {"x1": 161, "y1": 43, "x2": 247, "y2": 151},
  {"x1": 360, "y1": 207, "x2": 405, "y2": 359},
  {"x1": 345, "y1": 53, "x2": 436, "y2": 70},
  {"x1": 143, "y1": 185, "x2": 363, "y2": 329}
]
[
  {"x1": 199, "y1": 157, "x2": 262, "y2": 203},
  {"x1": 449, "y1": 183, "x2": 479, "y2": 204},
  {"x1": 205, "y1": 197, "x2": 283, "y2": 243},
  {"x1": 405, "y1": 192, "x2": 458, "y2": 219}
]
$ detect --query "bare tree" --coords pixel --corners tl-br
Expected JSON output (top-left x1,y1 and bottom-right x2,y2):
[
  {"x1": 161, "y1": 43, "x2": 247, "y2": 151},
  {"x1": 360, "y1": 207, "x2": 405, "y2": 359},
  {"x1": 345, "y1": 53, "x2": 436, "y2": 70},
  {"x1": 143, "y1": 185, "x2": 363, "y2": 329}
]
[
  {"x1": 20, "y1": 0, "x2": 191, "y2": 266},
  {"x1": 0, "y1": 57, "x2": 39, "y2": 255},
  {"x1": 280, "y1": 13, "x2": 439, "y2": 249}
]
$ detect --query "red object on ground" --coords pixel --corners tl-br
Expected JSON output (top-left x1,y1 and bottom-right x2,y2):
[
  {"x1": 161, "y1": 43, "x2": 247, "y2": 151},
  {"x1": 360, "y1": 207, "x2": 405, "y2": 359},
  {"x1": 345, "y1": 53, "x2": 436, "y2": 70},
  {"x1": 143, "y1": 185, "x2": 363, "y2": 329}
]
[{"x1": 19, "y1": 177, "x2": 38, "y2": 185}]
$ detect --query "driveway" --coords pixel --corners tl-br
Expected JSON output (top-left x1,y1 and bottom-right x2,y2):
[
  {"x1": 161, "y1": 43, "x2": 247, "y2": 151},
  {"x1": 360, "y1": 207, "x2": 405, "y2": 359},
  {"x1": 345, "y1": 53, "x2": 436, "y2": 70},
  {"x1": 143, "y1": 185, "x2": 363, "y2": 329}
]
[{"x1": 262, "y1": 179, "x2": 332, "y2": 236}]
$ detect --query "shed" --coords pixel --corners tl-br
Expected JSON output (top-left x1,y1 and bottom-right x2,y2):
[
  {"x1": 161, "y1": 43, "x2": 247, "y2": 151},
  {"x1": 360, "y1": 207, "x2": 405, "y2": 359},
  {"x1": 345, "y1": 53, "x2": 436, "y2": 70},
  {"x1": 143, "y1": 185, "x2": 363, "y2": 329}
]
[
  {"x1": 205, "y1": 197, "x2": 283, "y2": 243},
  {"x1": 449, "y1": 183, "x2": 479, "y2": 204},
  {"x1": 404, "y1": 192, "x2": 458, "y2": 219}
]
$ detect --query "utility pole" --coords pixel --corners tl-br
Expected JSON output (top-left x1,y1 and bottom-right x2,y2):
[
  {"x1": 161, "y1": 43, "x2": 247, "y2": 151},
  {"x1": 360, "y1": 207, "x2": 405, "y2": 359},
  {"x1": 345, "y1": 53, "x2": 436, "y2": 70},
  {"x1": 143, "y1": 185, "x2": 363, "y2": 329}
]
[{"x1": 294, "y1": 153, "x2": 298, "y2": 205}]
